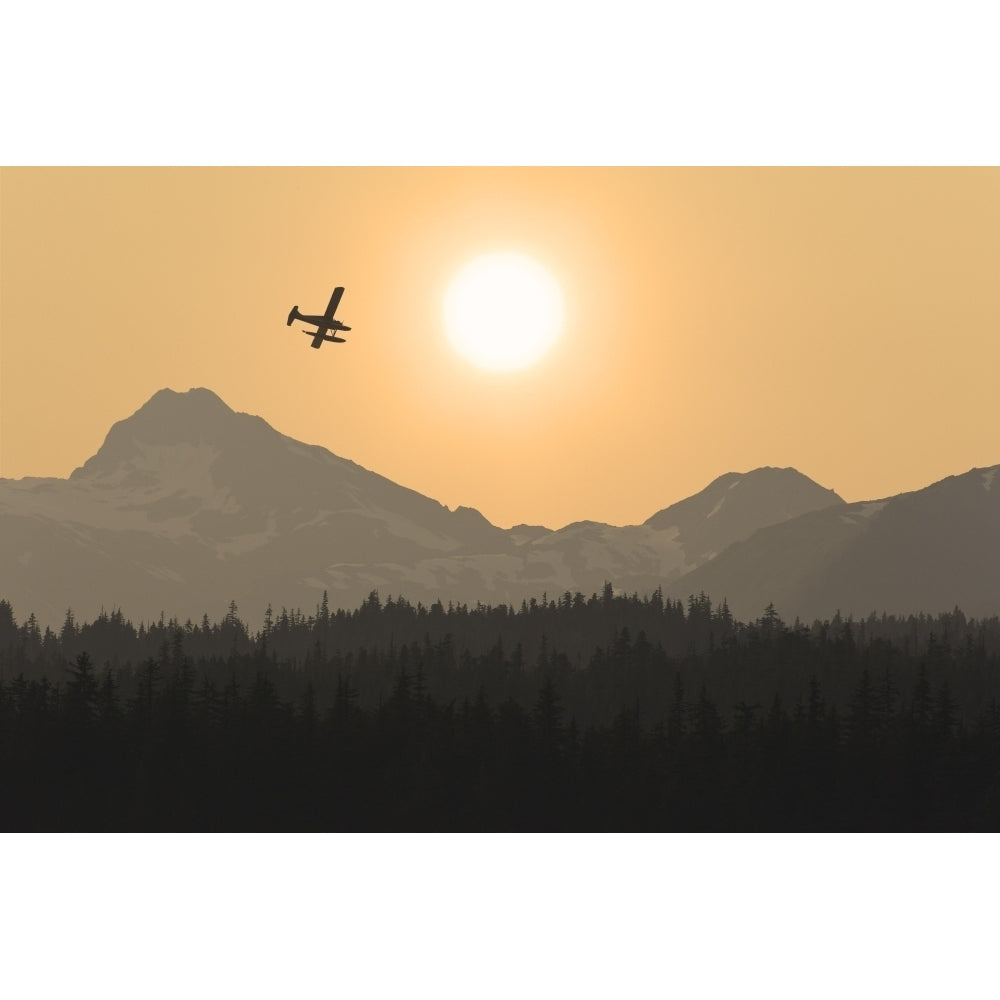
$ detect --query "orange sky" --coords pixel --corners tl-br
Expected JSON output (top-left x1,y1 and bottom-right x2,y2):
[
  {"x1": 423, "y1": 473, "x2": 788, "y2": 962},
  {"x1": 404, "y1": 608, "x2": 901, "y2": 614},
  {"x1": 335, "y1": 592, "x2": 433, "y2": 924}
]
[{"x1": 2, "y1": 167, "x2": 998, "y2": 529}]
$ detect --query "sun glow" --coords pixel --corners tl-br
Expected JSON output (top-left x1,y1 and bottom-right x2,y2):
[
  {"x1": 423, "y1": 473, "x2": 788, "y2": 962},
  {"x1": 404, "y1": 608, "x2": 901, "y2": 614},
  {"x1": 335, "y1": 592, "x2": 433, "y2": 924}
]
[{"x1": 444, "y1": 253, "x2": 564, "y2": 372}]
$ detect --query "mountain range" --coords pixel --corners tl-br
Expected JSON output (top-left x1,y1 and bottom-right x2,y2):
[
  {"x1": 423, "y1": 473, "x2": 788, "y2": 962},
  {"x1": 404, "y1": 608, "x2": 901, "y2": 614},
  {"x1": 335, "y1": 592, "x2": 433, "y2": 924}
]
[{"x1": 1, "y1": 387, "x2": 997, "y2": 627}]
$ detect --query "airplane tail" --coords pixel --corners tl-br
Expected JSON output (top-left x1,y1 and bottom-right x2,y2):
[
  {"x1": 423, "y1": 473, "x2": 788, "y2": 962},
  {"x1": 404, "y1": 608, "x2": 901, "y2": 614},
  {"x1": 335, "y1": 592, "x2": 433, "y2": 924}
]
[{"x1": 287, "y1": 306, "x2": 299, "y2": 326}]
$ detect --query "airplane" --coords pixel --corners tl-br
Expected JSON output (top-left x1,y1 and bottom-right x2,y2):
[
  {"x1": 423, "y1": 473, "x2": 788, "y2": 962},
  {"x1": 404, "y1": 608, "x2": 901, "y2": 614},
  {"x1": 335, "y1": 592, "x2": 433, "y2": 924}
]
[{"x1": 287, "y1": 286, "x2": 352, "y2": 348}]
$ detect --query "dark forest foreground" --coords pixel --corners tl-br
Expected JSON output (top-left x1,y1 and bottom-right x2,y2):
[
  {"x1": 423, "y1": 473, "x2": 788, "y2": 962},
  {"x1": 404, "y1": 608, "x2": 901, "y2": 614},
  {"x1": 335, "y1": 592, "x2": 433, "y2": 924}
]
[{"x1": 2, "y1": 590, "x2": 999, "y2": 830}]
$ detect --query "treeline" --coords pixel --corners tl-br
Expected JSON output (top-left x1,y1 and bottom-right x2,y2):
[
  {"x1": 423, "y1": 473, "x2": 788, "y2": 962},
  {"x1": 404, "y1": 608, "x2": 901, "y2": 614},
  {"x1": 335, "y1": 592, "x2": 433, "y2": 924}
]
[
  {"x1": 2, "y1": 646, "x2": 999, "y2": 830},
  {"x1": 2, "y1": 588, "x2": 999, "y2": 830},
  {"x1": 3, "y1": 588, "x2": 1000, "y2": 720}
]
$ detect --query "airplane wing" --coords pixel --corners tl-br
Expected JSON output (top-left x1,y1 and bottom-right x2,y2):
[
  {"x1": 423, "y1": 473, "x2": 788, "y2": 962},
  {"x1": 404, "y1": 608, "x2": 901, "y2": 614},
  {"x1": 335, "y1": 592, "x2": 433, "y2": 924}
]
[
  {"x1": 310, "y1": 330, "x2": 325, "y2": 349},
  {"x1": 324, "y1": 286, "x2": 345, "y2": 320}
]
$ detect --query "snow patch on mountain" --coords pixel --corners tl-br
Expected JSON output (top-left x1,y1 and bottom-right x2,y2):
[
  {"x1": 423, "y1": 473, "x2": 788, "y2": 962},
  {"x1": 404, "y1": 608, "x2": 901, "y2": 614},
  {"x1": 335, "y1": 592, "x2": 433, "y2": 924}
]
[
  {"x1": 1, "y1": 477, "x2": 153, "y2": 532},
  {"x1": 859, "y1": 501, "x2": 887, "y2": 518},
  {"x1": 984, "y1": 469, "x2": 997, "y2": 492},
  {"x1": 839, "y1": 501, "x2": 888, "y2": 525},
  {"x1": 350, "y1": 506, "x2": 465, "y2": 552},
  {"x1": 95, "y1": 441, "x2": 219, "y2": 493},
  {"x1": 216, "y1": 515, "x2": 281, "y2": 556},
  {"x1": 515, "y1": 522, "x2": 693, "y2": 594}
]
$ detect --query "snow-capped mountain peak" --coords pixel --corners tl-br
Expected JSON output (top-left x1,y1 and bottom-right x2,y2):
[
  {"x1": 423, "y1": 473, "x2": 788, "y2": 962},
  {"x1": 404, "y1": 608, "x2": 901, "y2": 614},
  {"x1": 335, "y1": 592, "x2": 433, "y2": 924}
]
[{"x1": 643, "y1": 466, "x2": 845, "y2": 563}]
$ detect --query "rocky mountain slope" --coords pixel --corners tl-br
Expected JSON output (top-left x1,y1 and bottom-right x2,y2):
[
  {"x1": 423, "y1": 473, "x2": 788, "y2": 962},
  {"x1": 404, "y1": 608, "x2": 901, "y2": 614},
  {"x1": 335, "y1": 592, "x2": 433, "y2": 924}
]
[
  {"x1": 2, "y1": 387, "x2": 992, "y2": 627},
  {"x1": 673, "y1": 467, "x2": 1000, "y2": 621}
]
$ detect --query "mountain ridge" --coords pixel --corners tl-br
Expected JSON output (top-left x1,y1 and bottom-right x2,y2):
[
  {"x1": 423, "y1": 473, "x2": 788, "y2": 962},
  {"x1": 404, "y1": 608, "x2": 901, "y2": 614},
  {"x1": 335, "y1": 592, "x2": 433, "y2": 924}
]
[
  {"x1": 2, "y1": 387, "x2": 996, "y2": 627},
  {"x1": 676, "y1": 465, "x2": 1000, "y2": 621}
]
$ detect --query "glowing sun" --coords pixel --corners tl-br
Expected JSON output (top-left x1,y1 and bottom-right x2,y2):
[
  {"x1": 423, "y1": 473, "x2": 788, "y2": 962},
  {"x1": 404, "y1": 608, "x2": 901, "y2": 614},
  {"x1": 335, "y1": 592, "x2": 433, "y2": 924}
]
[{"x1": 444, "y1": 253, "x2": 564, "y2": 372}]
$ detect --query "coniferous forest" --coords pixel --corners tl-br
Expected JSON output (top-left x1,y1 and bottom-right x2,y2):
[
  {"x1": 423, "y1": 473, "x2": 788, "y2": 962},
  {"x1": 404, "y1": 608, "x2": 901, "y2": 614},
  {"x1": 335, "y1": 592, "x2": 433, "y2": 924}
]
[{"x1": 2, "y1": 587, "x2": 1000, "y2": 831}]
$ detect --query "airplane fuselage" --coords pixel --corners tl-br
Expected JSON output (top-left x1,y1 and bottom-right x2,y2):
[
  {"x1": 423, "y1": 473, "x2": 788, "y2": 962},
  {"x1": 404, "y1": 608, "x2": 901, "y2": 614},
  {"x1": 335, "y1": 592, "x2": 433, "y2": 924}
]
[
  {"x1": 287, "y1": 306, "x2": 351, "y2": 333},
  {"x1": 287, "y1": 287, "x2": 351, "y2": 349},
  {"x1": 294, "y1": 313, "x2": 351, "y2": 332}
]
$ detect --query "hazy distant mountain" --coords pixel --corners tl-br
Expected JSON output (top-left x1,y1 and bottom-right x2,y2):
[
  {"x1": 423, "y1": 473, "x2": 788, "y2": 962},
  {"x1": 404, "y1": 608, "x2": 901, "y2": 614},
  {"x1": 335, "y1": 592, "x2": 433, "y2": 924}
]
[
  {"x1": 489, "y1": 469, "x2": 844, "y2": 603},
  {"x1": 0, "y1": 388, "x2": 515, "y2": 626},
  {"x1": 644, "y1": 467, "x2": 845, "y2": 561},
  {"x1": 2, "y1": 388, "x2": 995, "y2": 627},
  {"x1": 671, "y1": 467, "x2": 1000, "y2": 621}
]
